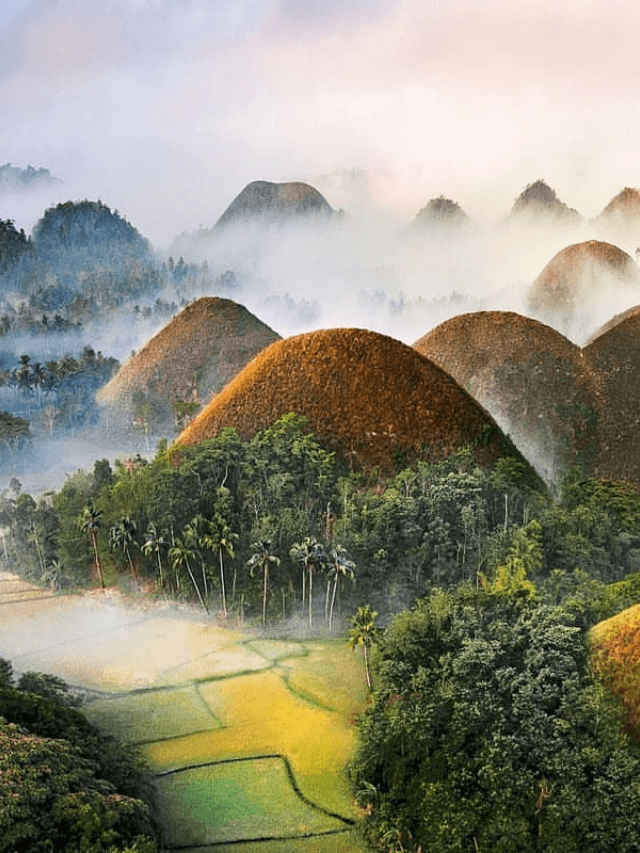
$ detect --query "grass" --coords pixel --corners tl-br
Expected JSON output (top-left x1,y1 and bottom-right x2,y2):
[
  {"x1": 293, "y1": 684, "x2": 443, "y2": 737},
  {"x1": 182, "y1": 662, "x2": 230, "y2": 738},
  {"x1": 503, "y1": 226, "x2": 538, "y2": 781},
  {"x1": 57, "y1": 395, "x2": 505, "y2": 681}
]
[
  {"x1": 0, "y1": 583, "x2": 370, "y2": 850},
  {"x1": 154, "y1": 757, "x2": 348, "y2": 847}
]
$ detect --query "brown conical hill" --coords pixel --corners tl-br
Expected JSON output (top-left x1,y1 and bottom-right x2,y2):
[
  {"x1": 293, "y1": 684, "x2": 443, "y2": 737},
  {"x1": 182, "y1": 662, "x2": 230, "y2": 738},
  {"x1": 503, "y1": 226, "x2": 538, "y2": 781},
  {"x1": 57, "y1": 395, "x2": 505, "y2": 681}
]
[
  {"x1": 414, "y1": 312, "x2": 599, "y2": 490},
  {"x1": 174, "y1": 328, "x2": 522, "y2": 476},
  {"x1": 214, "y1": 180, "x2": 333, "y2": 229},
  {"x1": 584, "y1": 307, "x2": 640, "y2": 487},
  {"x1": 411, "y1": 196, "x2": 470, "y2": 230},
  {"x1": 528, "y1": 240, "x2": 640, "y2": 315},
  {"x1": 97, "y1": 297, "x2": 280, "y2": 430},
  {"x1": 594, "y1": 187, "x2": 640, "y2": 235}
]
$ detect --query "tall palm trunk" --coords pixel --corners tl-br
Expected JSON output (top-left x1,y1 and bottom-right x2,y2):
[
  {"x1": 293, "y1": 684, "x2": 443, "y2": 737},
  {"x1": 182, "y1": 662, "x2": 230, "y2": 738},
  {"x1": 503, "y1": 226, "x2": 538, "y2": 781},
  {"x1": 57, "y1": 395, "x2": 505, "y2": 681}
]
[
  {"x1": 262, "y1": 564, "x2": 269, "y2": 629},
  {"x1": 185, "y1": 557, "x2": 208, "y2": 613},
  {"x1": 219, "y1": 547, "x2": 227, "y2": 618},
  {"x1": 308, "y1": 566, "x2": 313, "y2": 629},
  {"x1": 91, "y1": 530, "x2": 105, "y2": 589}
]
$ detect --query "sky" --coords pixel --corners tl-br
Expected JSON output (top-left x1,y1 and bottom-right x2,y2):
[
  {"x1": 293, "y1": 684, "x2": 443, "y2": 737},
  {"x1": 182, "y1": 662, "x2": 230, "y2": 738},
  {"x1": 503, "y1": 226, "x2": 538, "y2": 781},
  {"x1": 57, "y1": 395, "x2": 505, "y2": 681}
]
[{"x1": 1, "y1": 0, "x2": 640, "y2": 246}]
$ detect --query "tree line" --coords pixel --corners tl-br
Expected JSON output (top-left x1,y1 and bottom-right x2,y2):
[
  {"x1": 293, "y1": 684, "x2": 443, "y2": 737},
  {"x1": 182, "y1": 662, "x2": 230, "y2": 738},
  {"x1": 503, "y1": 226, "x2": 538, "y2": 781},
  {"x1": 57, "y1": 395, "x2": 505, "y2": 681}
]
[{"x1": 4, "y1": 413, "x2": 640, "y2": 633}]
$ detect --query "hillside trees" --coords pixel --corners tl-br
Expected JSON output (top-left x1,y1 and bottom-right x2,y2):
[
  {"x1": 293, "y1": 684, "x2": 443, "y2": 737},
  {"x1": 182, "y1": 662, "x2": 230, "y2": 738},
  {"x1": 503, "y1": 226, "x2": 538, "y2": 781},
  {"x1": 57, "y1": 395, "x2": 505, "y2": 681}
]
[{"x1": 350, "y1": 586, "x2": 640, "y2": 852}]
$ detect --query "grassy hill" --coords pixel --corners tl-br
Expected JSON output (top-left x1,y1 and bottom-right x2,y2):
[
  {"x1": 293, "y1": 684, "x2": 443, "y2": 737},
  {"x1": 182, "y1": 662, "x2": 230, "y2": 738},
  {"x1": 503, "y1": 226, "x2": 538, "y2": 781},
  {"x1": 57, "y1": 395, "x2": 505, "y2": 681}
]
[
  {"x1": 174, "y1": 327, "x2": 527, "y2": 477},
  {"x1": 97, "y1": 296, "x2": 281, "y2": 432}
]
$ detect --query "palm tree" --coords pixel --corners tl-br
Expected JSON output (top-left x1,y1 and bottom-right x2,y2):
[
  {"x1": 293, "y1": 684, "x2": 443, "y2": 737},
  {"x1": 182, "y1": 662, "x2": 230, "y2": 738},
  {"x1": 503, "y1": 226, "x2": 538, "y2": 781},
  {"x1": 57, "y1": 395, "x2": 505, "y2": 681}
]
[
  {"x1": 247, "y1": 539, "x2": 280, "y2": 629},
  {"x1": 326, "y1": 545, "x2": 355, "y2": 632},
  {"x1": 80, "y1": 504, "x2": 104, "y2": 589},
  {"x1": 201, "y1": 514, "x2": 238, "y2": 619},
  {"x1": 290, "y1": 537, "x2": 326, "y2": 628},
  {"x1": 348, "y1": 604, "x2": 379, "y2": 690},
  {"x1": 109, "y1": 516, "x2": 138, "y2": 582},
  {"x1": 185, "y1": 514, "x2": 211, "y2": 602},
  {"x1": 142, "y1": 522, "x2": 168, "y2": 599},
  {"x1": 169, "y1": 535, "x2": 208, "y2": 612}
]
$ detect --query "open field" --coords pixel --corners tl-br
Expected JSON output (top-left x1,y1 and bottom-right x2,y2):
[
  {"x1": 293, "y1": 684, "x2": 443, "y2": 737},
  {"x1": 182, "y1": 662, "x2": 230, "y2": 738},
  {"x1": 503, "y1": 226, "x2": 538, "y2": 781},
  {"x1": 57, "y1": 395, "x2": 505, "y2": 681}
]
[{"x1": 0, "y1": 571, "x2": 369, "y2": 851}]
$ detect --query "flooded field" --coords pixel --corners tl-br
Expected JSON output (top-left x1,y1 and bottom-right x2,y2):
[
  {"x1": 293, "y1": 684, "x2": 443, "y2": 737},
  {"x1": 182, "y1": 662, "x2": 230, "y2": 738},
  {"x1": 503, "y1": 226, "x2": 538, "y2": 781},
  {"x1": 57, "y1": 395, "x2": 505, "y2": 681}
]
[{"x1": 0, "y1": 571, "x2": 369, "y2": 851}]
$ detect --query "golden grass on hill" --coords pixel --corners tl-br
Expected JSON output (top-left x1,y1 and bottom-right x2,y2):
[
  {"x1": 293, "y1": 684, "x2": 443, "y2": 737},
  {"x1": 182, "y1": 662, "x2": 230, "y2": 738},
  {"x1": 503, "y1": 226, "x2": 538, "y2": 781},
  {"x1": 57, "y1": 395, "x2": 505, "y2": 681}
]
[
  {"x1": 173, "y1": 327, "x2": 518, "y2": 476},
  {"x1": 596, "y1": 188, "x2": 640, "y2": 222},
  {"x1": 97, "y1": 296, "x2": 280, "y2": 417},
  {"x1": 528, "y1": 240, "x2": 640, "y2": 313},
  {"x1": 590, "y1": 604, "x2": 640, "y2": 737}
]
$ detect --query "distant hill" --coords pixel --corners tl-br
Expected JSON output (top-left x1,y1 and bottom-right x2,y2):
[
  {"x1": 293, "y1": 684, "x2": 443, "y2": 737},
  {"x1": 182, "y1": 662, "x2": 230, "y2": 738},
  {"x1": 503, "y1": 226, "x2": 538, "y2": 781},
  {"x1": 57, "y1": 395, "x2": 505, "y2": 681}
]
[
  {"x1": 527, "y1": 240, "x2": 640, "y2": 315},
  {"x1": 214, "y1": 180, "x2": 334, "y2": 229},
  {"x1": 97, "y1": 297, "x2": 281, "y2": 433},
  {"x1": 593, "y1": 188, "x2": 640, "y2": 242},
  {"x1": 173, "y1": 327, "x2": 530, "y2": 477},
  {"x1": 411, "y1": 196, "x2": 471, "y2": 231},
  {"x1": 507, "y1": 179, "x2": 582, "y2": 224},
  {"x1": 0, "y1": 163, "x2": 61, "y2": 195},
  {"x1": 32, "y1": 199, "x2": 152, "y2": 273}
]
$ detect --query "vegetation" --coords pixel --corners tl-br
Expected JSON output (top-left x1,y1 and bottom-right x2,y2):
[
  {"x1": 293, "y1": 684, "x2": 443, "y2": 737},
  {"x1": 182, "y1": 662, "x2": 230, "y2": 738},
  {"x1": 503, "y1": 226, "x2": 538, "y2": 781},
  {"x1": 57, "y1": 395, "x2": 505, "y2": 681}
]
[{"x1": 0, "y1": 658, "x2": 158, "y2": 853}]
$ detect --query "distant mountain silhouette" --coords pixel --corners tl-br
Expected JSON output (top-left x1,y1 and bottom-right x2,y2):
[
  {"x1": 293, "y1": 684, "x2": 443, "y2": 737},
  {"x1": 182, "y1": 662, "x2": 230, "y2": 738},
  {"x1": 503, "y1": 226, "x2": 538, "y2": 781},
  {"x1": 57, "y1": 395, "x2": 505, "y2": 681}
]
[
  {"x1": 414, "y1": 312, "x2": 599, "y2": 490},
  {"x1": 174, "y1": 328, "x2": 532, "y2": 478},
  {"x1": 593, "y1": 188, "x2": 640, "y2": 242},
  {"x1": 214, "y1": 180, "x2": 334, "y2": 229},
  {"x1": 97, "y1": 297, "x2": 280, "y2": 433},
  {"x1": 507, "y1": 179, "x2": 582, "y2": 224},
  {"x1": 528, "y1": 240, "x2": 640, "y2": 315},
  {"x1": 411, "y1": 196, "x2": 471, "y2": 231},
  {"x1": 0, "y1": 163, "x2": 61, "y2": 195}
]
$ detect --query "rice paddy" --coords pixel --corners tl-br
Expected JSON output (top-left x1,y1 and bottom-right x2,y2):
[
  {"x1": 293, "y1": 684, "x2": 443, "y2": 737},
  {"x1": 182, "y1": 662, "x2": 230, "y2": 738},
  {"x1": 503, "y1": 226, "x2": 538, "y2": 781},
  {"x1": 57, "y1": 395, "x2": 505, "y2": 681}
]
[{"x1": 0, "y1": 572, "x2": 369, "y2": 851}]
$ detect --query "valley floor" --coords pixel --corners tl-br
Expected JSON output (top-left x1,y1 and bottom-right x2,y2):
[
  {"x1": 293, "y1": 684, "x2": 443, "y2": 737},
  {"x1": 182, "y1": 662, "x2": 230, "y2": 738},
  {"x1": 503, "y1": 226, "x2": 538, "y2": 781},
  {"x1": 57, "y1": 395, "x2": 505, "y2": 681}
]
[{"x1": 0, "y1": 571, "x2": 369, "y2": 851}]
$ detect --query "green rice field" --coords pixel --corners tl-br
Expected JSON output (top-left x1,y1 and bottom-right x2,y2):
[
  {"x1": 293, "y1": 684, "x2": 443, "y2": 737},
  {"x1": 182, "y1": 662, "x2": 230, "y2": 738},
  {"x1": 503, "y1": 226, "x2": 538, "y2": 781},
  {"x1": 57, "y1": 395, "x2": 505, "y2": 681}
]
[{"x1": 0, "y1": 574, "x2": 369, "y2": 851}]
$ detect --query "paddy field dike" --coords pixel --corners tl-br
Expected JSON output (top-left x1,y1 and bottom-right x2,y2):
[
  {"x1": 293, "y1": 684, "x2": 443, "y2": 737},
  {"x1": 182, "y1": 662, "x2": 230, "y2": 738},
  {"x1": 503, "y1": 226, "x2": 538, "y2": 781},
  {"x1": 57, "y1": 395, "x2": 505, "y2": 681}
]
[{"x1": 0, "y1": 571, "x2": 369, "y2": 852}]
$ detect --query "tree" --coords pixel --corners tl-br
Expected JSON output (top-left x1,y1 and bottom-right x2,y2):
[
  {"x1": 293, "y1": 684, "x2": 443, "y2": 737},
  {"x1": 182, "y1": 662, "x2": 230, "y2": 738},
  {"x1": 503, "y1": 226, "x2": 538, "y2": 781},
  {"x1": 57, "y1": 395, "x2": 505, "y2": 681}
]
[
  {"x1": 350, "y1": 587, "x2": 640, "y2": 853},
  {"x1": 142, "y1": 522, "x2": 167, "y2": 598},
  {"x1": 290, "y1": 536, "x2": 327, "y2": 628},
  {"x1": 200, "y1": 514, "x2": 238, "y2": 619},
  {"x1": 247, "y1": 539, "x2": 280, "y2": 629},
  {"x1": 326, "y1": 545, "x2": 355, "y2": 631},
  {"x1": 348, "y1": 604, "x2": 379, "y2": 689},
  {"x1": 80, "y1": 503, "x2": 104, "y2": 589},
  {"x1": 109, "y1": 516, "x2": 139, "y2": 583},
  {"x1": 168, "y1": 535, "x2": 208, "y2": 612}
]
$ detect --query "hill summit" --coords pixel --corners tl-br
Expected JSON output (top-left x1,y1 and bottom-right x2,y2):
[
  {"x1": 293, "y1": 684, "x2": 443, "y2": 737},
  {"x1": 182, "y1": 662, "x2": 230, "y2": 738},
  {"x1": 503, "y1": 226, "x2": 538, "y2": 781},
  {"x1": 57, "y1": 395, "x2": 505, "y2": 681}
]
[
  {"x1": 508, "y1": 179, "x2": 581, "y2": 223},
  {"x1": 174, "y1": 327, "x2": 528, "y2": 477},
  {"x1": 528, "y1": 240, "x2": 640, "y2": 315},
  {"x1": 214, "y1": 180, "x2": 334, "y2": 229},
  {"x1": 411, "y1": 196, "x2": 470, "y2": 230},
  {"x1": 97, "y1": 297, "x2": 280, "y2": 432}
]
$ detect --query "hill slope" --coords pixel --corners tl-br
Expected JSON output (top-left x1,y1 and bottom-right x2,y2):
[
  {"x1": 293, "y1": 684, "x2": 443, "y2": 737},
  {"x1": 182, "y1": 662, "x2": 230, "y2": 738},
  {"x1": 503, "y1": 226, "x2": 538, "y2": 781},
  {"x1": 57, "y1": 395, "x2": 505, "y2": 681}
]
[
  {"x1": 527, "y1": 240, "x2": 640, "y2": 315},
  {"x1": 174, "y1": 328, "x2": 528, "y2": 476},
  {"x1": 97, "y1": 297, "x2": 281, "y2": 431},
  {"x1": 214, "y1": 180, "x2": 333, "y2": 229},
  {"x1": 414, "y1": 311, "x2": 599, "y2": 489}
]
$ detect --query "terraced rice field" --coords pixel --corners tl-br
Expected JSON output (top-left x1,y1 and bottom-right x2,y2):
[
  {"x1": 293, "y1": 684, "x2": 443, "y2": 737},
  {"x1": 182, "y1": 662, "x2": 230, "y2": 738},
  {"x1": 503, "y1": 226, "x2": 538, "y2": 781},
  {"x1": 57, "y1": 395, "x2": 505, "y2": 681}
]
[{"x1": 0, "y1": 571, "x2": 369, "y2": 851}]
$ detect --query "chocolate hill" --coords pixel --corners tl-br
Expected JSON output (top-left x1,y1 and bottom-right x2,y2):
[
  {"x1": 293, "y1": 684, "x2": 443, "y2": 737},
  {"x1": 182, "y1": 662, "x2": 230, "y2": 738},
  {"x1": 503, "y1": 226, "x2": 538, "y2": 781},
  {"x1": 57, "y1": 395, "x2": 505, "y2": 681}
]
[
  {"x1": 97, "y1": 297, "x2": 280, "y2": 431},
  {"x1": 214, "y1": 180, "x2": 333, "y2": 229},
  {"x1": 590, "y1": 603, "x2": 640, "y2": 737},
  {"x1": 174, "y1": 328, "x2": 527, "y2": 477},
  {"x1": 507, "y1": 179, "x2": 582, "y2": 224},
  {"x1": 584, "y1": 307, "x2": 640, "y2": 488},
  {"x1": 411, "y1": 196, "x2": 470, "y2": 231},
  {"x1": 593, "y1": 188, "x2": 640, "y2": 240},
  {"x1": 414, "y1": 312, "x2": 600, "y2": 490},
  {"x1": 527, "y1": 240, "x2": 640, "y2": 315}
]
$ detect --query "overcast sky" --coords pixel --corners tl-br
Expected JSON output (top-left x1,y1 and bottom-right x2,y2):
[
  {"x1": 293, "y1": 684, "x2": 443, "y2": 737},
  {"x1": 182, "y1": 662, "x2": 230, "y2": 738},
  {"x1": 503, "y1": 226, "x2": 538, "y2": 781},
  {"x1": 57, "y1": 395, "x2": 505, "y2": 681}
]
[{"x1": 1, "y1": 0, "x2": 639, "y2": 245}]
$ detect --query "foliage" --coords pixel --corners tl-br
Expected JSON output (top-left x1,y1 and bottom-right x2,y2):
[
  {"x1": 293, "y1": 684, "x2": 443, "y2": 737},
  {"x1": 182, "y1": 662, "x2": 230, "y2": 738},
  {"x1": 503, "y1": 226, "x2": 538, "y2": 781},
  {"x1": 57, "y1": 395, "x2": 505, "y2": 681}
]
[
  {"x1": 350, "y1": 586, "x2": 640, "y2": 852},
  {"x1": 0, "y1": 662, "x2": 157, "y2": 852}
]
